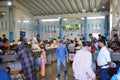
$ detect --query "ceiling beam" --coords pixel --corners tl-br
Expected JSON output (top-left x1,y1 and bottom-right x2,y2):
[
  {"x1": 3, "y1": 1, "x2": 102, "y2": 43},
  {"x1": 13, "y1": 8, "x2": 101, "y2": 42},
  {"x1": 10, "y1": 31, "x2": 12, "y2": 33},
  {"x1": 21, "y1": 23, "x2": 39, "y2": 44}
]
[
  {"x1": 54, "y1": 0, "x2": 68, "y2": 14},
  {"x1": 30, "y1": 0, "x2": 49, "y2": 15},
  {"x1": 37, "y1": 0, "x2": 54, "y2": 15},
  {"x1": 0, "y1": 1, "x2": 8, "y2": 7},
  {"x1": 62, "y1": 0, "x2": 73, "y2": 13},
  {"x1": 17, "y1": 0, "x2": 40, "y2": 15},
  {"x1": 89, "y1": 0, "x2": 96, "y2": 11},
  {"x1": 43, "y1": 0, "x2": 59, "y2": 14},
  {"x1": 17, "y1": 0, "x2": 37, "y2": 15},
  {"x1": 34, "y1": 11, "x2": 109, "y2": 19},
  {"x1": 13, "y1": 0, "x2": 33, "y2": 17},
  {"x1": 69, "y1": 0, "x2": 79, "y2": 13},
  {"x1": 103, "y1": 0, "x2": 109, "y2": 4},
  {"x1": 49, "y1": 0, "x2": 63, "y2": 14},
  {"x1": 75, "y1": 0, "x2": 83, "y2": 12},
  {"x1": 96, "y1": 0, "x2": 102, "y2": 11},
  {"x1": 25, "y1": 0, "x2": 44, "y2": 15},
  {"x1": 81, "y1": 0, "x2": 90, "y2": 11}
]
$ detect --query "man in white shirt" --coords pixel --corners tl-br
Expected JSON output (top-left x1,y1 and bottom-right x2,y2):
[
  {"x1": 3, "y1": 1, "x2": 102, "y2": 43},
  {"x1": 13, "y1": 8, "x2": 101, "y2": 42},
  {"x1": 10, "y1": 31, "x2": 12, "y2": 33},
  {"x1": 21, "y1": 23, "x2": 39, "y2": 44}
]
[
  {"x1": 97, "y1": 39, "x2": 114, "y2": 80},
  {"x1": 72, "y1": 41, "x2": 96, "y2": 80}
]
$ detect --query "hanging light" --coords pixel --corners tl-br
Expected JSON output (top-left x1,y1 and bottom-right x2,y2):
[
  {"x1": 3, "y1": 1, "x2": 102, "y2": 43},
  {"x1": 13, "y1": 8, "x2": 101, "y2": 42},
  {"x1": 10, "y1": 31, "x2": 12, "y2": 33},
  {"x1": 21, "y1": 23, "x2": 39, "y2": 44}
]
[
  {"x1": 7, "y1": 1, "x2": 12, "y2": 6},
  {"x1": 41, "y1": 19, "x2": 59, "y2": 22},
  {"x1": 18, "y1": 20, "x2": 21, "y2": 23},
  {"x1": 2, "y1": 12, "x2": 5, "y2": 15},
  {"x1": 81, "y1": 16, "x2": 105, "y2": 20},
  {"x1": 93, "y1": 8, "x2": 97, "y2": 12},
  {"x1": 23, "y1": 20, "x2": 30, "y2": 23},
  {"x1": 102, "y1": 5, "x2": 105, "y2": 9},
  {"x1": 82, "y1": 9, "x2": 86, "y2": 13}
]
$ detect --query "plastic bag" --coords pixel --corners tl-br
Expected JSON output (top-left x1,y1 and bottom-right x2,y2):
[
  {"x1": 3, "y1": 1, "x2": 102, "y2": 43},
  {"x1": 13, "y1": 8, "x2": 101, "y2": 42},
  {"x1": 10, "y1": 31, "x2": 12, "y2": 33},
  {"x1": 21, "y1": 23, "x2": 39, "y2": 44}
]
[
  {"x1": 36, "y1": 58, "x2": 42, "y2": 67},
  {"x1": 111, "y1": 67, "x2": 120, "y2": 80}
]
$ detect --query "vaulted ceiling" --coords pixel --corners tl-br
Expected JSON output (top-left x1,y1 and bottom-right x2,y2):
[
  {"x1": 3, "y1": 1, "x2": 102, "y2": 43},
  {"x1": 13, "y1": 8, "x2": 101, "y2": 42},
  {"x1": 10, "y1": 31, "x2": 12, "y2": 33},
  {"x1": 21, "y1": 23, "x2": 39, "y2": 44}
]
[
  {"x1": 15, "y1": 0, "x2": 110, "y2": 16},
  {"x1": 0, "y1": 0, "x2": 110, "y2": 16}
]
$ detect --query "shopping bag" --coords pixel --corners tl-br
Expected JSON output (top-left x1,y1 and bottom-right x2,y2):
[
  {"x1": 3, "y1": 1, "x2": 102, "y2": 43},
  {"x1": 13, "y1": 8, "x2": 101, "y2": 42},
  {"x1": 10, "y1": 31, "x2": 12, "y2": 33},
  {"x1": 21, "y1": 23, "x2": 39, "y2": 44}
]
[
  {"x1": 36, "y1": 58, "x2": 42, "y2": 67},
  {"x1": 69, "y1": 52, "x2": 75, "y2": 61}
]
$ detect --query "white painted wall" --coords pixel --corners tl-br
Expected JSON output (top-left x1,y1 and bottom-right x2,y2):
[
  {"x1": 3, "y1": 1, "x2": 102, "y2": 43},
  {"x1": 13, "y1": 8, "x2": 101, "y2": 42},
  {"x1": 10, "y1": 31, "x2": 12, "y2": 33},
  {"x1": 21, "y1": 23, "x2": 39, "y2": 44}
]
[
  {"x1": 0, "y1": 0, "x2": 109, "y2": 41},
  {"x1": 40, "y1": 19, "x2": 105, "y2": 40},
  {"x1": 0, "y1": 3, "x2": 36, "y2": 41},
  {"x1": 13, "y1": 8, "x2": 36, "y2": 41},
  {"x1": 0, "y1": 7, "x2": 9, "y2": 38},
  {"x1": 0, "y1": 6, "x2": 106, "y2": 41},
  {"x1": 63, "y1": 30, "x2": 82, "y2": 41}
]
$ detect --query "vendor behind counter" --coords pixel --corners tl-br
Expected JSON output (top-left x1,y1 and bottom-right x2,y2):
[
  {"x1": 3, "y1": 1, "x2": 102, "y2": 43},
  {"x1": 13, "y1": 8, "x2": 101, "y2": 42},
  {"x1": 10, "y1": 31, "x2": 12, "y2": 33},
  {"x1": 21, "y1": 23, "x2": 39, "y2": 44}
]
[{"x1": 108, "y1": 34, "x2": 120, "y2": 51}]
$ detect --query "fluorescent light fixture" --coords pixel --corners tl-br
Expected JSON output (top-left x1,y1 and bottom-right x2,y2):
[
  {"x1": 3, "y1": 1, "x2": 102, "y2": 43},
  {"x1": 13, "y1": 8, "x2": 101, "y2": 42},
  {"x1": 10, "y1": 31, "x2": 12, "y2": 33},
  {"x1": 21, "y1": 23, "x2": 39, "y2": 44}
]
[
  {"x1": 41, "y1": 19, "x2": 59, "y2": 22},
  {"x1": 23, "y1": 20, "x2": 30, "y2": 23},
  {"x1": 63, "y1": 19, "x2": 68, "y2": 21},
  {"x1": 81, "y1": 16, "x2": 105, "y2": 20},
  {"x1": 58, "y1": 17, "x2": 61, "y2": 19},
  {"x1": 41, "y1": 18, "x2": 68, "y2": 22},
  {"x1": 18, "y1": 20, "x2": 21, "y2": 23},
  {"x1": 7, "y1": 1, "x2": 12, "y2": 6}
]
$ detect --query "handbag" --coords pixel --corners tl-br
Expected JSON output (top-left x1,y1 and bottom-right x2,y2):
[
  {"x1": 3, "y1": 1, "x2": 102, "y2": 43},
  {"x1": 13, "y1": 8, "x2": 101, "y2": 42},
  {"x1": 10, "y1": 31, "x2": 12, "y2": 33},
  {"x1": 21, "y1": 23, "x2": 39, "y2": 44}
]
[{"x1": 36, "y1": 58, "x2": 42, "y2": 67}]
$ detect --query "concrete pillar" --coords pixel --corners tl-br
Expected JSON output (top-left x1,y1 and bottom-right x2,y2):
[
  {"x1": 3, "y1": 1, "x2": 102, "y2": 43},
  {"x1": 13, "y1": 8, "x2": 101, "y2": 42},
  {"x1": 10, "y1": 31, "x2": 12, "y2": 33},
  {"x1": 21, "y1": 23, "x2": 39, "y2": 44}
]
[
  {"x1": 59, "y1": 18, "x2": 63, "y2": 40},
  {"x1": 36, "y1": 19, "x2": 40, "y2": 40},
  {"x1": 84, "y1": 17, "x2": 87, "y2": 41},
  {"x1": 110, "y1": 13, "x2": 112, "y2": 36},
  {"x1": 9, "y1": 5, "x2": 14, "y2": 42},
  {"x1": 104, "y1": 15, "x2": 109, "y2": 39}
]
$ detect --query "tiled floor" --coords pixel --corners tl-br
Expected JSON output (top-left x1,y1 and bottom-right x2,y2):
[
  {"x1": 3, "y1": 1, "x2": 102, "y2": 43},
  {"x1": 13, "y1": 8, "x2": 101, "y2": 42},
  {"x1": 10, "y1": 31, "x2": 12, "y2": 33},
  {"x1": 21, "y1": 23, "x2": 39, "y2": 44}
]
[
  {"x1": 36, "y1": 61, "x2": 120, "y2": 80},
  {"x1": 37, "y1": 62, "x2": 75, "y2": 80}
]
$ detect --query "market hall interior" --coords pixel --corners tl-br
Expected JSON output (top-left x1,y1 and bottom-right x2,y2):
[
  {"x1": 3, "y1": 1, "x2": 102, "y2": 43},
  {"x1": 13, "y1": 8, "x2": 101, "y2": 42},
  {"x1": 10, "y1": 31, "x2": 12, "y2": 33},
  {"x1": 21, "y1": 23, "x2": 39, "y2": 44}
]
[{"x1": 0, "y1": 0, "x2": 120, "y2": 80}]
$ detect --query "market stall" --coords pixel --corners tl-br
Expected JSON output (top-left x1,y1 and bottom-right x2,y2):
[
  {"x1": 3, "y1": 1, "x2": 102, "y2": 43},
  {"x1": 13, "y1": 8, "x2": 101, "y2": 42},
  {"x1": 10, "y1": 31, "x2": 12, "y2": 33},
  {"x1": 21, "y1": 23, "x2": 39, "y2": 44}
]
[
  {"x1": 0, "y1": 48, "x2": 56, "y2": 65},
  {"x1": 33, "y1": 48, "x2": 56, "y2": 64},
  {"x1": 0, "y1": 45, "x2": 56, "y2": 80}
]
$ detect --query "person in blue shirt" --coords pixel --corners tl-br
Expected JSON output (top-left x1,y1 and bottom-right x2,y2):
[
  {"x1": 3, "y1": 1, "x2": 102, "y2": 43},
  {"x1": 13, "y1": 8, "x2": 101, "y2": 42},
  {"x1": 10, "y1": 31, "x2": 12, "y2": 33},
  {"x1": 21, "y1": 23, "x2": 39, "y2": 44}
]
[
  {"x1": 55, "y1": 40, "x2": 69, "y2": 77},
  {"x1": 0, "y1": 68, "x2": 11, "y2": 80},
  {"x1": 0, "y1": 58, "x2": 10, "y2": 80}
]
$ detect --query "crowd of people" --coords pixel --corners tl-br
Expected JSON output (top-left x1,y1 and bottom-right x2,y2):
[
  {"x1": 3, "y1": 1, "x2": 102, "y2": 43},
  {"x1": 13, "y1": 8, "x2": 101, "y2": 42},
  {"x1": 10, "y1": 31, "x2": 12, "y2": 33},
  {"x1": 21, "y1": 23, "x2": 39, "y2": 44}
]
[
  {"x1": 55, "y1": 33, "x2": 120, "y2": 80},
  {"x1": 0, "y1": 33, "x2": 120, "y2": 80}
]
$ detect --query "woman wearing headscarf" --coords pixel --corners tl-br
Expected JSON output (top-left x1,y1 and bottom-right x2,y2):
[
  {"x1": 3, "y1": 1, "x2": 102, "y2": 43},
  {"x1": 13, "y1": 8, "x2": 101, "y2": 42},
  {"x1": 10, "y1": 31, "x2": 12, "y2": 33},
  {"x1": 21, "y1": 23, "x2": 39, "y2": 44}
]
[{"x1": 16, "y1": 38, "x2": 36, "y2": 80}]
